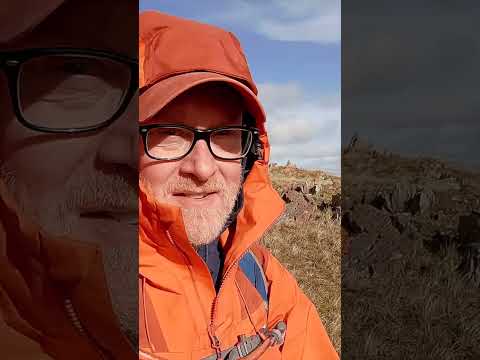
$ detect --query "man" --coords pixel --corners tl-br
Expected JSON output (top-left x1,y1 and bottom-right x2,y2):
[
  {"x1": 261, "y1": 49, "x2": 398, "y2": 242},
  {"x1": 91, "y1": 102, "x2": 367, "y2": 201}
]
[
  {"x1": 1, "y1": 0, "x2": 138, "y2": 358},
  {"x1": 139, "y1": 11, "x2": 338, "y2": 359}
]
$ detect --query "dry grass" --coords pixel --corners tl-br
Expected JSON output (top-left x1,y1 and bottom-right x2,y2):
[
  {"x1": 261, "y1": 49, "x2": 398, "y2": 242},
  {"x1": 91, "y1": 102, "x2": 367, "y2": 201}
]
[
  {"x1": 343, "y1": 242, "x2": 480, "y2": 359},
  {"x1": 262, "y1": 210, "x2": 341, "y2": 353},
  {"x1": 342, "y1": 142, "x2": 480, "y2": 358}
]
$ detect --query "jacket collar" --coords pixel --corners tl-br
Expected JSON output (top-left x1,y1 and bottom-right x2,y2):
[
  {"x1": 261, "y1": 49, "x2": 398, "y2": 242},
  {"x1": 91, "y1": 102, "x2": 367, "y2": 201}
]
[{"x1": 139, "y1": 160, "x2": 285, "y2": 270}]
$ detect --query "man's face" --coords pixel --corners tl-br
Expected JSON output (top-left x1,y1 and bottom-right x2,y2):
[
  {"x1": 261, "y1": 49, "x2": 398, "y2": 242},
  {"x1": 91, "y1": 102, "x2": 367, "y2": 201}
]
[
  {"x1": 139, "y1": 84, "x2": 244, "y2": 245},
  {"x1": 0, "y1": 0, "x2": 138, "y2": 242},
  {"x1": 0, "y1": 0, "x2": 138, "y2": 341}
]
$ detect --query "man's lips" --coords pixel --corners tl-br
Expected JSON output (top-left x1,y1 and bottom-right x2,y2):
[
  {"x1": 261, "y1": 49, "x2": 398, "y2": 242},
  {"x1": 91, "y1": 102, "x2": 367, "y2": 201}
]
[
  {"x1": 172, "y1": 191, "x2": 218, "y2": 199},
  {"x1": 170, "y1": 191, "x2": 222, "y2": 207},
  {"x1": 79, "y1": 210, "x2": 138, "y2": 225}
]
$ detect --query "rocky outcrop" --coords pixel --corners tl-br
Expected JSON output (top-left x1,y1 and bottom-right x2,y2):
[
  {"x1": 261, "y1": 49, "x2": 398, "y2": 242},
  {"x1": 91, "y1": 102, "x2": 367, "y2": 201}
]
[
  {"x1": 269, "y1": 164, "x2": 341, "y2": 223},
  {"x1": 343, "y1": 136, "x2": 480, "y2": 284}
]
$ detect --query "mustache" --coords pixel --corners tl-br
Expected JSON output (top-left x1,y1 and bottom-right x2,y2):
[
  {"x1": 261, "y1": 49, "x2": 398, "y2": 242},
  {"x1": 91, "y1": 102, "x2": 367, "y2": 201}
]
[
  {"x1": 1, "y1": 163, "x2": 138, "y2": 214},
  {"x1": 164, "y1": 176, "x2": 227, "y2": 194},
  {"x1": 65, "y1": 172, "x2": 138, "y2": 213}
]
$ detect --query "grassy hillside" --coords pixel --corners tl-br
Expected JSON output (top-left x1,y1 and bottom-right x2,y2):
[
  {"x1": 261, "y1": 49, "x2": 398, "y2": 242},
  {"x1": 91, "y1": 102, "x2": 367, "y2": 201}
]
[
  {"x1": 342, "y1": 139, "x2": 480, "y2": 359},
  {"x1": 262, "y1": 163, "x2": 341, "y2": 353}
]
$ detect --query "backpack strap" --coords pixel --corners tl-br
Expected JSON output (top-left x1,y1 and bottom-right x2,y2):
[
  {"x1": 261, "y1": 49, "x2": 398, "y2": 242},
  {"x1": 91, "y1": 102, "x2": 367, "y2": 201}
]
[
  {"x1": 238, "y1": 250, "x2": 269, "y2": 310},
  {"x1": 200, "y1": 321, "x2": 287, "y2": 360}
]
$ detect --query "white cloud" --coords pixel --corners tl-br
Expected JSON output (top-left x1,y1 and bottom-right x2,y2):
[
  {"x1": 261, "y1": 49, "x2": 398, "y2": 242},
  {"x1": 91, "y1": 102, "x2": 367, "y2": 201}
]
[
  {"x1": 209, "y1": 0, "x2": 340, "y2": 44},
  {"x1": 258, "y1": 82, "x2": 341, "y2": 174}
]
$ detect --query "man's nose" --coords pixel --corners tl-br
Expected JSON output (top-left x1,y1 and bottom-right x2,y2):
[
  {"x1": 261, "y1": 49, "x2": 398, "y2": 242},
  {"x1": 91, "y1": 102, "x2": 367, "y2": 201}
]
[
  {"x1": 96, "y1": 94, "x2": 138, "y2": 170},
  {"x1": 179, "y1": 139, "x2": 218, "y2": 182}
]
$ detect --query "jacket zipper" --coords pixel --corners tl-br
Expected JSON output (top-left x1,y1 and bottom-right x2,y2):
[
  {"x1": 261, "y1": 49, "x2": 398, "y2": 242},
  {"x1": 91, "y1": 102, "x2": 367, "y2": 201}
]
[
  {"x1": 165, "y1": 231, "x2": 222, "y2": 357},
  {"x1": 161, "y1": 201, "x2": 285, "y2": 356},
  {"x1": 165, "y1": 231, "x2": 211, "y2": 331},
  {"x1": 208, "y1": 205, "x2": 285, "y2": 354},
  {"x1": 64, "y1": 298, "x2": 111, "y2": 360}
]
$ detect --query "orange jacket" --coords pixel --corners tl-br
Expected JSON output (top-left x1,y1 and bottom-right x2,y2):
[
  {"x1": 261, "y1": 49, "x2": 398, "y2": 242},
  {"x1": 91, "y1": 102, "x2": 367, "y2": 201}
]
[
  {"x1": 0, "y1": 181, "x2": 134, "y2": 359},
  {"x1": 139, "y1": 163, "x2": 338, "y2": 359}
]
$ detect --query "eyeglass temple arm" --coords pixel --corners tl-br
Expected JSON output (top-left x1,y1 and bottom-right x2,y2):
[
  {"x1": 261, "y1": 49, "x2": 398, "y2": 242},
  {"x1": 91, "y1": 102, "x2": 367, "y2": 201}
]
[
  {"x1": 250, "y1": 130, "x2": 264, "y2": 160},
  {"x1": 242, "y1": 112, "x2": 263, "y2": 161}
]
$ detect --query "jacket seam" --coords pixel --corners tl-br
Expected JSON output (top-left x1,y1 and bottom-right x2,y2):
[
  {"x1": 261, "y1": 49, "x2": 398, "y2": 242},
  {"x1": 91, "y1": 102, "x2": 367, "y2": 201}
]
[
  {"x1": 300, "y1": 303, "x2": 313, "y2": 359},
  {"x1": 142, "y1": 276, "x2": 156, "y2": 352},
  {"x1": 234, "y1": 277, "x2": 262, "y2": 336},
  {"x1": 144, "y1": 69, "x2": 253, "y2": 92}
]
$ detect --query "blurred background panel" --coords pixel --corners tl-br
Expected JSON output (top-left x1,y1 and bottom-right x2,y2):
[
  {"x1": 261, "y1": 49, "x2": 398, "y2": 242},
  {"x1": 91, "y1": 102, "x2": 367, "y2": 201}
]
[
  {"x1": 0, "y1": 1, "x2": 139, "y2": 358},
  {"x1": 342, "y1": 1, "x2": 480, "y2": 359}
]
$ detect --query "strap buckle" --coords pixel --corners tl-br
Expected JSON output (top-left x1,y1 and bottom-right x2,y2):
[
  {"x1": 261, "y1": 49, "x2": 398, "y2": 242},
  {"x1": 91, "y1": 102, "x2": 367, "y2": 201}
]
[
  {"x1": 234, "y1": 334, "x2": 261, "y2": 358},
  {"x1": 202, "y1": 321, "x2": 287, "y2": 360}
]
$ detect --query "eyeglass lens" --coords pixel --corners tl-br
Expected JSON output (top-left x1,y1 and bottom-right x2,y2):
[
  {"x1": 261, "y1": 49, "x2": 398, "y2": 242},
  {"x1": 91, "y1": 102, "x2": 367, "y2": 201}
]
[
  {"x1": 146, "y1": 127, "x2": 253, "y2": 159},
  {"x1": 18, "y1": 54, "x2": 131, "y2": 129}
]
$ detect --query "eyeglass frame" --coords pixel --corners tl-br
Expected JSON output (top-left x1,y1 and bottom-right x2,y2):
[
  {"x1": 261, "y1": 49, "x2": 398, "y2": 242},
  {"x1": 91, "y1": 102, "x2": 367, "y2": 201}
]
[
  {"x1": 139, "y1": 123, "x2": 261, "y2": 161},
  {"x1": 0, "y1": 47, "x2": 138, "y2": 134}
]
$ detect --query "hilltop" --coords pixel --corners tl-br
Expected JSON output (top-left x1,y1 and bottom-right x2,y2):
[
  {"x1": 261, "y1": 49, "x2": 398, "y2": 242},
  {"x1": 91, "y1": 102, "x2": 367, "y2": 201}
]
[
  {"x1": 342, "y1": 138, "x2": 480, "y2": 359},
  {"x1": 269, "y1": 162, "x2": 341, "y2": 222}
]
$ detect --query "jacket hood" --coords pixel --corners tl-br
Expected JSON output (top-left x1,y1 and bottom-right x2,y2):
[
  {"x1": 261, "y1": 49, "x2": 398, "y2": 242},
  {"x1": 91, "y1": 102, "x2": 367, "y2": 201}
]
[
  {"x1": 139, "y1": 11, "x2": 257, "y2": 94},
  {"x1": 139, "y1": 11, "x2": 267, "y2": 131},
  {"x1": 138, "y1": 12, "x2": 285, "y2": 268}
]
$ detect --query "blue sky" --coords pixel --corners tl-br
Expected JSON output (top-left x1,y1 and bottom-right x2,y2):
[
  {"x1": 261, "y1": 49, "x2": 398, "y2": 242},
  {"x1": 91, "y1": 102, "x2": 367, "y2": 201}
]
[{"x1": 140, "y1": 0, "x2": 341, "y2": 175}]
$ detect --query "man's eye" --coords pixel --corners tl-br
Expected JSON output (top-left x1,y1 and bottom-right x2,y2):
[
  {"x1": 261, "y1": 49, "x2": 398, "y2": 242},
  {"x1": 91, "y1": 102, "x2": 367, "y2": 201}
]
[
  {"x1": 215, "y1": 130, "x2": 242, "y2": 140},
  {"x1": 165, "y1": 130, "x2": 180, "y2": 136},
  {"x1": 55, "y1": 60, "x2": 89, "y2": 75},
  {"x1": 64, "y1": 62, "x2": 86, "y2": 74},
  {"x1": 54, "y1": 58, "x2": 106, "y2": 76}
]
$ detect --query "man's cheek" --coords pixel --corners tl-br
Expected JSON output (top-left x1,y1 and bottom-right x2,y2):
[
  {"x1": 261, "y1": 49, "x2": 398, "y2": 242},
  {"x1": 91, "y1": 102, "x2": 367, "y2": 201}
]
[
  {"x1": 143, "y1": 163, "x2": 175, "y2": 187},
  {"x1": 222, "y1": 162, "x2": 243, "y2": 186}
]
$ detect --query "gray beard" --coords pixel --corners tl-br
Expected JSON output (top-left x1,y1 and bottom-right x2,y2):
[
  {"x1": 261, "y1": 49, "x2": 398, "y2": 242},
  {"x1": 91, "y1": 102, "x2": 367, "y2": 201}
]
[
  {"x1": 0, "y1": 166, "x2": 138, "y2": 349},
  {"x1": 147, "y1": 172, "x2": 243, "y2": 247}
]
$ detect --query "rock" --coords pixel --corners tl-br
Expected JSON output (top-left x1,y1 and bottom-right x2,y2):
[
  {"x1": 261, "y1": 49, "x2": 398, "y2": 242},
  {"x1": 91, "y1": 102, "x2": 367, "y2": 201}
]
[
  {"x1": 459, "y1": 242, "x2": 480, "y2": 285},
  {"x1": 370, "y1": 191, "x2": 392, "y2": 212},
  {"x1": 349, "y1": 204, "x2": 400, "y2": 240},
  {"x1": 342, "y1": 211, "x2": 362, "y2": 235},
  {"x1": 390, "y1": 252, "x2": 404, "y2": 260},
  {"x1": 391, "y1": 181, "x2": 417, "y2": 213},
  {"x1": 435, "y1": 192, "x2": 458, "y2": 210},
  {"x1": 281, "y1": 192, "x2": 293, "y2": 204},
  {"x1": 404, "y1": 193, "x2": 421, "y2": 215},
  {"x1": 309, "y1": 184, "x2": 321, "y2": 195},
  {"x1": 391, "y1": 213, "x2": 411, "y2": 234},
  {"x1": 429, "y1": 178, "x2": 461, "y2": 192},
  {"x1": 419, "y1": 189, "x2": 435, "y2": 214},
  {"x1": 318, "y1": 178, "x2": 333, "y2": 186},
  {"x1": 458, "y1": 211, "x2": 480, "y2": 245},
  {"x1": 343, "y1": 196, "x2": 354, "y2": 210},
  {"x1": 294, "y1": 184, "x2": 306, "y2": 193},
  {"x1": 423, "y1": 231, "x2": 453, "y2": 253},
  {"x1": 269, "y1": 161, "x2": 340, "y2": 224},
  {"x1": 331, "y1": 193, "x2": 341, "y2": 208},
  {"x1": 347, "y1": 232, "x2": 377, "y2": 258}
]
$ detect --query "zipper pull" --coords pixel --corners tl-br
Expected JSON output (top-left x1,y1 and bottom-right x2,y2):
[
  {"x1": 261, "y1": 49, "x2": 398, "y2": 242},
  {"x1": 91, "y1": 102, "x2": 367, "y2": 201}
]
[{"x1": 208, "y1": 325, "x2": 222, "y2": 359}]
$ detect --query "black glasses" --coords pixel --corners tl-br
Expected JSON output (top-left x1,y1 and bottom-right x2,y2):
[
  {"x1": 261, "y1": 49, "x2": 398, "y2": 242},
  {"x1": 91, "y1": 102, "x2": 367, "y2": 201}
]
[
  {"x1": 139, "y1": 124, "x2": 260, "y2": 161},
  {"x1": 0, "y1": 48, "x2": 138, "y2": 134}
]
